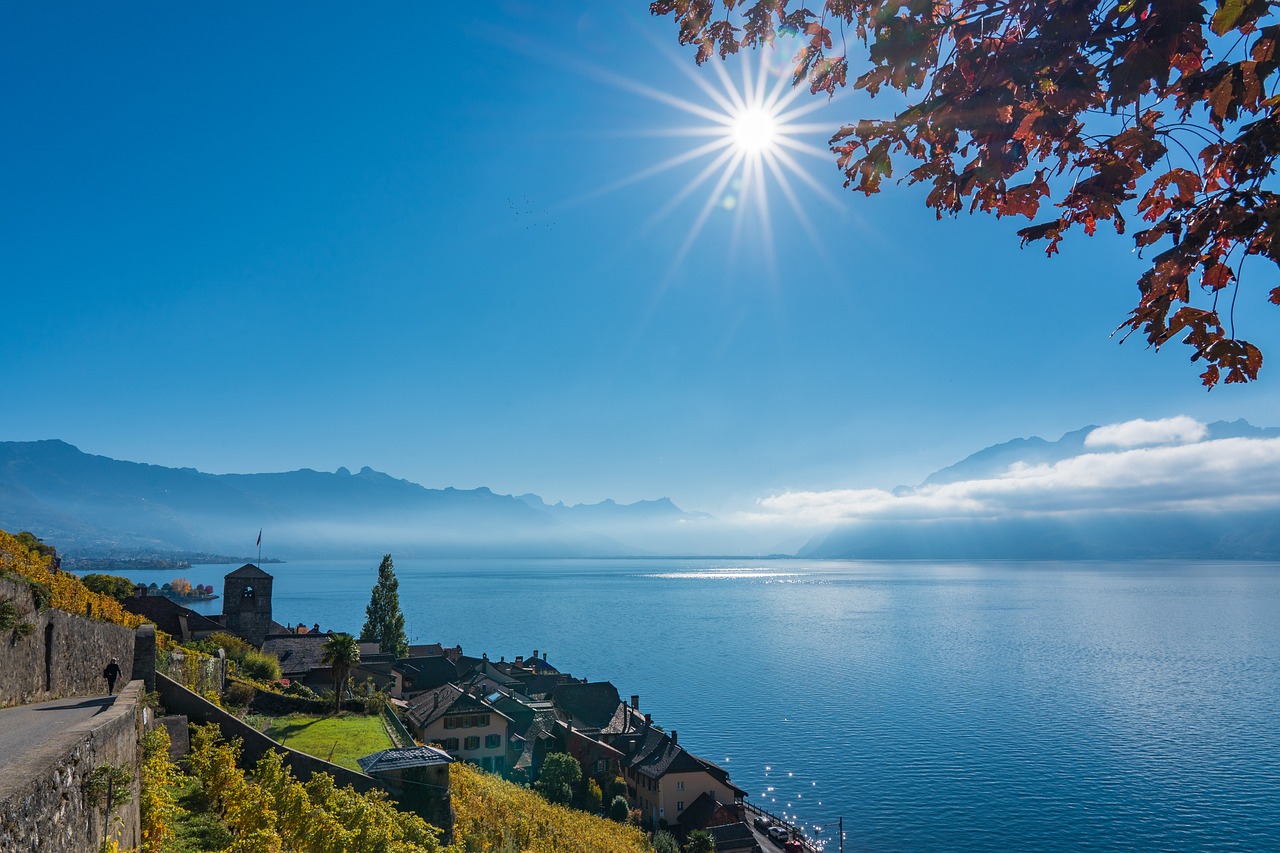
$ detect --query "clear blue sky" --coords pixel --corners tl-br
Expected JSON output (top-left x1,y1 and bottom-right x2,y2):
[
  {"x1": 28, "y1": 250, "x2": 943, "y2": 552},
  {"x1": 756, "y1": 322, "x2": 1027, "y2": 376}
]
[{"x1": 3, "y1": 1, "x2": 1279, "y2": 514}]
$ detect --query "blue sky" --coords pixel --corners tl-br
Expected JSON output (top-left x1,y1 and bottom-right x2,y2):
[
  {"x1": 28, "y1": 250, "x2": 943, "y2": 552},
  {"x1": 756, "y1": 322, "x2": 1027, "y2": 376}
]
[{"x1": 4, "y1": 1, "x2": 1280, "y2": 515}]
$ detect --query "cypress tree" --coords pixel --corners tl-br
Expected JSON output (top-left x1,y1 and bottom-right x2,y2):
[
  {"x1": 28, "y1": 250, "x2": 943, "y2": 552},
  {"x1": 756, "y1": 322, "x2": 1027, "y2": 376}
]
[{"x1": 359, "y1": 554, "x2": 409, "y2": 659}]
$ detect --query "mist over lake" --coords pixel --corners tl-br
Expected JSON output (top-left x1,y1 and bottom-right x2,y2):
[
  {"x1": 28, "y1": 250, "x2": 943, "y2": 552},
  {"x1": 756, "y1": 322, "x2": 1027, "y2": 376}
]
[{"x1": 176, "y1": 557, "x2": 1280, "y2": 852}]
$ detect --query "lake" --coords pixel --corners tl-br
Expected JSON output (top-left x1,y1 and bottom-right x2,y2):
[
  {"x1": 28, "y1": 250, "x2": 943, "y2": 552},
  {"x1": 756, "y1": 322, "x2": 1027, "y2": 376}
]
[{"x1": 169, "y1": 558, "x2": 1280, "y2": 852}]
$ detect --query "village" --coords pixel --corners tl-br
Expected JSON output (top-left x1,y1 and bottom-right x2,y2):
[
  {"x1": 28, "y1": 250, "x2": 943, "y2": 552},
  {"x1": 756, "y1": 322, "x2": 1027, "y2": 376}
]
[{"x1": 120, "y1": 562, "x2": 818, "y2": 853}]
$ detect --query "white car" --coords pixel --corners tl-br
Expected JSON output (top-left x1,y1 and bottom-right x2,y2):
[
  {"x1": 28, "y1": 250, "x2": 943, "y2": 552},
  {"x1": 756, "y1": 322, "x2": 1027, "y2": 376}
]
[{"x1": 768, "y1": 825, "x2": 790, "y2": 842}]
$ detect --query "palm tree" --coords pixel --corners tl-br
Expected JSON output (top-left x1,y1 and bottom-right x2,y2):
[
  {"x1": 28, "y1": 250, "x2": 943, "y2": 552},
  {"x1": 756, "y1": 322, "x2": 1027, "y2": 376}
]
[{"x1": 321, "y1": 633, "x2": 361, "y2": 714}]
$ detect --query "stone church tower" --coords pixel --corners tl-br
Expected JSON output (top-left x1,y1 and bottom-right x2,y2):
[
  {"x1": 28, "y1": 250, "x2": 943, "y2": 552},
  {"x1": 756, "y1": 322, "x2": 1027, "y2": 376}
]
[{"x1": 222, "y1": 563, "x2": 273, "y2": 648}]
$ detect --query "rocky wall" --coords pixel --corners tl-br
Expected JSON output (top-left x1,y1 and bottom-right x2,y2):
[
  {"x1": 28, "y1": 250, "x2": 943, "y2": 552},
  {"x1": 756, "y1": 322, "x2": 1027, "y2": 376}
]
[
  {"x1": 0, "y1": 681, "x2": 144, "y2": 852},
  {"x1": 0, "y1": 576, "x2": 136, "y2": 708}
]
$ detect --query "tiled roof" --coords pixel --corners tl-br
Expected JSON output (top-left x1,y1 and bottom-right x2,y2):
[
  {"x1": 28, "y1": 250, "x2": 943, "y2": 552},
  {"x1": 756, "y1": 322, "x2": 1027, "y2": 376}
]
[
  {"x1": 405, "y1": 684, "x2": 511, "y2": 730},
  {"x1": 260, "y1": 634, "x2": 331, "y2": 676},
  {"x1": 517, "y1": 672, "x2": 575, "y2": 699},
  {"x1": 550, "y1": 681, "x2": 622, "y2": 730},
  {"x1": 395, "y1": 656, "x2": 459, "y2": 693},
  {"x1": 600, "y1": 703, "x2": 645, "y2": 735},
  {"x1": 623, "y1": 729, "x2": 746, "y2": 795},
  {"x1": 357, "y1": 746, "x2": 452, "y2": 773},
  {"x1": 405, "y1": 684, "x2": 464, "y2": 729},
  {"x1": 121, "y1": 596, "x2": 223, "y2": 638},
  {"x1": 709, "y1": 821, "x2": 760, "y2": 852}
]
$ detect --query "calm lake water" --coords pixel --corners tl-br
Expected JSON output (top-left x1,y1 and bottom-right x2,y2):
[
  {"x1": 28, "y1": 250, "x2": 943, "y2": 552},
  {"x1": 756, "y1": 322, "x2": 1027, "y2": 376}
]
[{"x1": 170, "y1": 558, "x2": 1280, "y2": 852}]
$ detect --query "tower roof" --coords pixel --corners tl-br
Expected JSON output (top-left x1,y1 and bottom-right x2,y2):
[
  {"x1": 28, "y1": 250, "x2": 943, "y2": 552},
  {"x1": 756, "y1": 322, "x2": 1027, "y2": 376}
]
[{"x1": 226, "y1": 563, "x2": 273, "y2": 579}]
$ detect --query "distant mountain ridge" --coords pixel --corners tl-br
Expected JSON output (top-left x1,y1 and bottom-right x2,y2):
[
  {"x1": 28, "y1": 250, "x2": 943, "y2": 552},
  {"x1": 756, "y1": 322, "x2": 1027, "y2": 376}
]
[
  {"x1": 803, "y1": 419, "x2": 1280, "y2": 561},
  {"x1": 0, "y1": 440, "x2": 706, "y2": 558},
  {"x1": 918, "y1": 419, "x2": 1280, "y2": 488}
]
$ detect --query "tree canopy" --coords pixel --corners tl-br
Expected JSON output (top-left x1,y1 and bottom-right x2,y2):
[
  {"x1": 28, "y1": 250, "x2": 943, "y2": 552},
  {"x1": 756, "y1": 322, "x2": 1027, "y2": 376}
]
[
  {"x1": 535, "y1": 752, "x2": 582, "y2": 805},
  {"x1": 81, "y1": 573, "x2": 134, "y2": 601},
  {"x1": 359, "y1": 554, "x2": 409, "y2": 660},
  {"x1": 651, "y1": 1, "x2": 1280, "y2": 386}
]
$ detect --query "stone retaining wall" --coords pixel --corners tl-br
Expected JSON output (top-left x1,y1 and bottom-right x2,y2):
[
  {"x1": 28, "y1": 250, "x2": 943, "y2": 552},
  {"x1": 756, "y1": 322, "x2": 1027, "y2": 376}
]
[
  {"x1": 0, "y1": 681, "x2": 144, "y2": 852},
  {"x1": 0, "y1": 576, "x2": 136, "y2": 708}
]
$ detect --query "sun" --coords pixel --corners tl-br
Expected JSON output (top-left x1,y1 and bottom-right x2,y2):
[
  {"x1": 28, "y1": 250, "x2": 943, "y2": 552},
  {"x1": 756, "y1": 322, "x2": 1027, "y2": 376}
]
[
  {"x1": 574, "y1": 39, "x2": 842, "y2": 273},
  {"x1": 732, "y1": 106, "x2": 778, "y2": 154}
]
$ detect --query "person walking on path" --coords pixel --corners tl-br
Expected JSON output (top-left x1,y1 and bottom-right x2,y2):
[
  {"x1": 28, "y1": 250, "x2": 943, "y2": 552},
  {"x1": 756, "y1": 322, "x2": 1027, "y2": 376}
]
[{"x1": 103, "y1": 658, "x2": 121, "y2": 695}]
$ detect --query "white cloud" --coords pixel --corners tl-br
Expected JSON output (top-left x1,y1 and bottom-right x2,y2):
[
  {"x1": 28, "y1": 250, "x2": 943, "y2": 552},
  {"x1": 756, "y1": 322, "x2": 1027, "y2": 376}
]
[
  {"x1": 747, "y1": 434, "x2": 1280, "y2": 527},
  {"x1": 1084, "y1": 416, "x2": 1207, "y2": 449}
]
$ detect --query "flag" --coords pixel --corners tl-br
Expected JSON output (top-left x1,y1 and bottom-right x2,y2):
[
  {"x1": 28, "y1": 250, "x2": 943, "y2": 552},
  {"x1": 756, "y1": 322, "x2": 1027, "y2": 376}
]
[{"x1": 256, "y1": 529, "x2": 262, "y2": 548}]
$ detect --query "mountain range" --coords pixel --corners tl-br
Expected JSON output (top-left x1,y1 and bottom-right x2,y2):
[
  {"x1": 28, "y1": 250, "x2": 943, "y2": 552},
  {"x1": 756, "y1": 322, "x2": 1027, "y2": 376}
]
[
  {"x1": 800, "y1": 419, "x2": 1280, "y2": 560},
  {"x1": 0, "y1": 440, "x2": 706, "y2": 558},
  {"x1": 4, "y1": 420, "x2": 1280, "y2": 561}
]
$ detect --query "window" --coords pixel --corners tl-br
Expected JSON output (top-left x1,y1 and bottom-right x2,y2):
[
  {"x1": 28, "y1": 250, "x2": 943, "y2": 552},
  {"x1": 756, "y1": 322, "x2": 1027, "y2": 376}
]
[
  {"x1": 494, "y1": 756, "x2": 505, "y2": 772},
  {"x1": 464, "y1": 736, "x2": 480, "y2": 751},
  {"x1": 677, "y1": 801, "x2": 684, "y2": 812},
  {"x1": 485, "y1": 734, "x2": 501, "y2": 749},
  {"x1": 444, "y1": 717, "x2": 456, "y2": 730},
  {"x1": 676, "y1": 781, "x2": 684, "y2": 791},
  {"x1": 481, "y1": 757, "x2": 493, "y2": 771}
]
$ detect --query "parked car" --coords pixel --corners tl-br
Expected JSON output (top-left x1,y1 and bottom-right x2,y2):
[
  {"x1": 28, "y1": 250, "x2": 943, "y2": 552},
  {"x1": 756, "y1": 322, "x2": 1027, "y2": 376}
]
[
  {"x1": 753, "y1": 816, "x2": 771, "y2": 831},
  {"x1": 769, "y1": 825, "x2": 790, "y2": 842}
]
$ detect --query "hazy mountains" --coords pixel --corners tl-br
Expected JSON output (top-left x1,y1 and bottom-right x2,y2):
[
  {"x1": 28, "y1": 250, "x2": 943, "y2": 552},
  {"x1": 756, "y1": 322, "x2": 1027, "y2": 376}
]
[
  {"x1": 0, "y1": 440, "x2": 707, "y2": 558},
  {"x1": 7, "y1": 418, "x2": 1280, "y2": 562},
  {"x1": 800, "y1": 419, "x2": 1280, "y2": 560}
]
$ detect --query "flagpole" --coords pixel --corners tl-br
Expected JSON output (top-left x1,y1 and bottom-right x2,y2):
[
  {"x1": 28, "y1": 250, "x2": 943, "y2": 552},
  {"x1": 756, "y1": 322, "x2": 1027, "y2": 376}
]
[{"x1": 257, "y1": 529, "x2": 262, "y2": 568}]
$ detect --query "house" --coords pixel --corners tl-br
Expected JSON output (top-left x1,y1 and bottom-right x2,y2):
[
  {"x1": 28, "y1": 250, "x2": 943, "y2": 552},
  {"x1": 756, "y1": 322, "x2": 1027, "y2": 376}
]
[
  {"x1": 260, "y1": 633, "x2": 333, "y2": 688},
  {"x1": 405, "y1": 684, "x2": 514, "y2": 774},
  {"x1": 550, "y1": 681, "x2": 623, "y2": 732},
  {"x1": 357, "y1": 746, "x2": 453, "y2": 830},
  {"x1": 677, "y1": 793, "x2": 760, "y2": 852},
  {"x1": 391, "y1": 655, "x2": 460, "y2": 698},
  {"x1": 612, "y1": 726, "x2": 746, "y2": 831},
  {"x1": 705, "y1": 821, "x2": 762, "y2": 853},
  {"x1": 408, "y1": 642, "x2": 463, "y2": 662}
]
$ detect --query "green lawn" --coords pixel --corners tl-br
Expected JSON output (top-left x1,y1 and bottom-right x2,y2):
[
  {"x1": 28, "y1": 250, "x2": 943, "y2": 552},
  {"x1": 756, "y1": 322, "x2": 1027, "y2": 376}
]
[{"x1": 264, "y1": 712, "x2": 394, "y2": 771}]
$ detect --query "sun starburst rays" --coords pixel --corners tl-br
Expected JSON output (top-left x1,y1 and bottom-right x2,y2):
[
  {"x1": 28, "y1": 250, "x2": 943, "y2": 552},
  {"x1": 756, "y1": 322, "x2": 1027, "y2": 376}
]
[{"x1": 620, "y1": 49, "x2": 843, "y2": 276}]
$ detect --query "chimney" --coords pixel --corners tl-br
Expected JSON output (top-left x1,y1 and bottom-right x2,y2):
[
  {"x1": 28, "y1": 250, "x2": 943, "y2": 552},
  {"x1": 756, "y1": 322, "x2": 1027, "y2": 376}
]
[
  {"x1": 532, "y1": 650, "x2": 539, "y2": 661},
  {"x1": 542, "y1": 651, "x2": 547, "y2": 661},
  {"x1": 644, "y1": 713, "x2": 652, "y2": 726},
  {"x1": 515, "y1": 656, "x2": 524, "y2": 665},
  {"x1": 630, "y1": 695, "x2": 639, "y2": 710},
  {"x1": 671, "y1": 730, "x2": 677, "y2": 745}
]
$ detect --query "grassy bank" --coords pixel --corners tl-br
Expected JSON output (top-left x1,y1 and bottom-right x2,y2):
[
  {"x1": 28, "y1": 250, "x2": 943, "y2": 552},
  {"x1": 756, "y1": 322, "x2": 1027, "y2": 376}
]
[{"x1": 264, "y1": 712, "x2": 394, "y2": 771}]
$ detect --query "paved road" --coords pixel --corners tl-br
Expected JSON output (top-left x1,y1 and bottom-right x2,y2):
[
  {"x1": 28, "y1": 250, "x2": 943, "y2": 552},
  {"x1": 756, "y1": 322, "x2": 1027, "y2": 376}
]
[{"x1": 0, "y1": 693, "x2": 119, "y2": 799}]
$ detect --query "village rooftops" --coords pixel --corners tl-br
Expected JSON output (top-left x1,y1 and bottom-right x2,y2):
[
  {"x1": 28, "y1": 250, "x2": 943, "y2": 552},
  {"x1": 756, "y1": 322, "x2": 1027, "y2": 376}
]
[
  {"x1": 395, "y1": 656, "x2": 460, "y2": 694},
  {"x1": 357, "y1": 745, "x2": 452, "y2": 774},
  {"x1": 624, "y1": 727, "x2": 746, "y2": 796},
  {"x1": 261, "y1": 634, "x2": 331, "y2": 677},
  {"x1": 120, "y1": 595, "x2": 224, "y2": 640},
  {"x1": 550, "y1": 681, "x2": 622, "y2": 731},
  {"x1": 405, "y1": 684, "x2": 513, "y2": 731},
  {"x1": 676, "y1": 791, "x2": 743, "y2": 831}
]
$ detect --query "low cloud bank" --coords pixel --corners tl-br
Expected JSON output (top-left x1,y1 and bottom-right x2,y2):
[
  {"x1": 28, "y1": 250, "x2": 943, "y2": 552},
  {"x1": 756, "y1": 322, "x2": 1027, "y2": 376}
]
[
  {"x1": 1084, "y1": 415, "x2": 1207, "y2": 449},
  {"x1": 749, "y1": 418, "x2": 1280, "y2": 528}
]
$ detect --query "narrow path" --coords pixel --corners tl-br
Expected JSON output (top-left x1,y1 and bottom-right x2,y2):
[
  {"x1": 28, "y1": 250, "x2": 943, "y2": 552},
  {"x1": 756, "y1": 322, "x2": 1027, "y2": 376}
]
[{"x1": 0, "y1": 693, "x2": 119, "y2": 800}]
